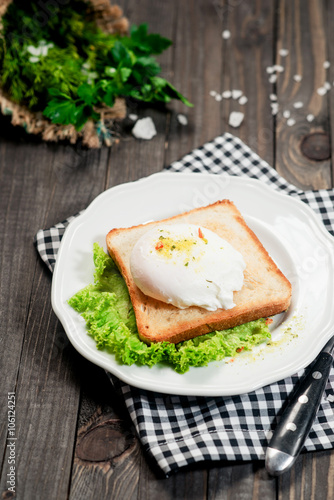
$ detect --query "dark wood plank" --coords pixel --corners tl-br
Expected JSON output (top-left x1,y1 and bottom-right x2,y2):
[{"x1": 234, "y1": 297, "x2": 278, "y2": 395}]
[
  {"x1": 278, "y1": 450, "x2": 334, "y2": 500},
  {"x1": 41, "y1": 142, "x2": 110, "y2": 224},
  {"x1": 327, "y1": 0, "x2": 334, "y2": 184},
  {"x1": 275, "y1": 0, "x2": 332, "y2": 189},
  {"x1": 275, "y1": 0, "x2": 334, "y2": 496},
  {"x1": 0, "y1": 114, "x2": 111, "y2": 499},
  {"x1": 208, "y1": 462, "x2": 276, "y2": 500},
  {"x1": 136, "y1": 461, "x2": 208, "y2": 500},
  {"x1": 1, "y1": 1, "x2": 334, "y2": 498},
  {"x1": 0, "y1": 136, "x2": 82, "y2": 498},
  {"x1": 207, "y1": 0, "x2": 278, "y2": 495},
  {"x1": 164, "y1": 0, "x2": 224, "y2": 165},
  {"x1": 222, "y1": 0, "x2": 276, "y2": 166},
  {"x1": 67, "y1": 1, "x2": 189, "y2": 497},
  {"x1": 70, "y1": 404, "x2": 142, "y2": 500}
]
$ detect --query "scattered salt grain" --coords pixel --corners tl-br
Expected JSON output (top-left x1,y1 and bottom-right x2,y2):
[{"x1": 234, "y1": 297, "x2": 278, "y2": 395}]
[
  {"x1": 228, "y1": 111, "x2": 244, "y2": 128},
  {"x1": 209, "y1": 90, "x2": 217, "y2": 97},
  {"x1": 287, "y1": 118, "x2": 296, "y2": 126},
  {"x1": 271, "y1": 103, "x2": 279, "y2": 115},
  {"x1": 270, "y1": 94, "x2": 277, "y2": 101},
  {"x1": 324, "y1": 81, "x2": 331, "y2": 90},
  {"x1": 266, "y1": 66, "x2": 274, "y2": 74},
  {"x1": 128, "y1": 113, "x2": 138, "y2": 121},
  {"x1": 279, "y1": 48, "x2": 289, "y2": 57},
  {"x1": 323, "y1": 61, "x2": 331, "y2": 69},
  {"x1": 273, "y1": 65, "x2": 284, "y2": 72},
  {"x1": 222, "y1": 30, "x2": 231, "y2": 40},
  {"x1": 317, "y1": 86, "x2": 327, "y2": 96},
  {"x1": 231, "y1": 89, "x2": 243, "y2": 99},
  {"x1": 238, "y1": 95, "x2": 248, "y2": 105},
  {"x1": 293, "y1": 101, "x2": 304, "y2": 109},
  {"x1": 293, "y1": 74, "x2": 302, "y2": 82},
  {"x1": 177, "y1": 114, "x2": 188, "y2": 125},
  {"x1": 132, "y1": 117, "x2": 157, "y2": 140},
  {"x1": 306, "y1": 114, "x2": 315, "y2": 122},
  {"x1": 283, "y1": 110, "x2": 291, "y2": 118},
  {"x1": 215, "y1": 94, "x2": 222, "y2": 101},
  {"x1": 269, "y1": 74, "x2": 277, "y2": 83},
  {"x1": 222, "y1": 90, "x2": 232, "y2": 99}
]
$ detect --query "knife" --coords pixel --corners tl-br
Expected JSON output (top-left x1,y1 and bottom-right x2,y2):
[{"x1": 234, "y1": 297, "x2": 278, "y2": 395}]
[{"x1": 265, "y1": 335, "x2": 334, "y2": 476}]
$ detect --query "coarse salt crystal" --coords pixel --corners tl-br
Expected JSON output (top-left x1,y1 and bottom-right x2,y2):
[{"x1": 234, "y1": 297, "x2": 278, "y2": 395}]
[
  {"x1": 231, "y1": 89, "x2": 243, "y2": 99},
  {"x1": 177, "y1": 114, "x2": 188, "y2": 125},
  {"x1": 222, "y1": 30, "x2": 231, "y2": 39},
  {"x1": 324, "y1": 81, "x2": 331, "y2": 90},
  {"x1": 266, "y1": 66, "x2": 274, "y2": 74},
  {"x1": 293, "y1": 101, "x2": 303, "y2": 109},
  {"x1": 238, "y1": 95, "x2": 248, "y2": 105},
  {"x1": 270, "y1": 94, "x2": 277, "y2": 101},
  {"x1": 269, "y1": 74, "x2": 277, "y2": 83},
  {"x1": 306, "y1": 114, "x2": 315, "y2": 122},
  {"x1": 222, "y1": 90, "x2": 232, "y2": 99},
  {"x1": 293, "y1": 74, "x2": 302, "y2": 82},
  {"x1": 209, "y1": 90, "x2": 217, "y2": 97},
  {"x1": 283, "y1": 110, "x2": 290, "y2": 118},
  {"x1": 132, "y1": 117, "x2": 157, "y2": 140},
  {"x1": 287, "y1": 118, "x2": 296, "y2": 126},
  {"x1": 317, "y1": 87, "x2": 327, "y2": 96},
  {"x1": 324, "y1": 61, "x2": 330, "y2": 69},
  {"x1": 215, "y1": 94, "x2": 222, "y2": 101},
  {"x1": 271, "y1": 103, "x2": 279, "y2": 115},
  {"x1": 273, "y1": 64, "x2": 284, "y2": 72},
  {"x1": 128, "y1": 113, "x2": 138, "y2": 121},
  {"x1": 228, "y1": 111, "x2": 244, "y2": 128},
  {"x1": 279, "y1": 48, "x2": 289, "y2": 57}
]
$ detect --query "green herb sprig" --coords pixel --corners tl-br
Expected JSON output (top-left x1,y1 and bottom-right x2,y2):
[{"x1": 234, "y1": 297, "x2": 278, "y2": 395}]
[{"x1": 0, "y1": 0, "x2": 192, "y2": 130}]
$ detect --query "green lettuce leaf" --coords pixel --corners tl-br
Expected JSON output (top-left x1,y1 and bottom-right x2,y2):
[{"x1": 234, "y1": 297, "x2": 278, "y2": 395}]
[{"x1": 68, "y1": 244, "x2": 271, "y2": 373}]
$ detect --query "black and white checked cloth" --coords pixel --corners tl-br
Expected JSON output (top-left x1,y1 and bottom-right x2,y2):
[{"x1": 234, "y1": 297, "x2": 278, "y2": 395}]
[{"x1": 34, "y1": 133, "x2": 334, "y2": 476}]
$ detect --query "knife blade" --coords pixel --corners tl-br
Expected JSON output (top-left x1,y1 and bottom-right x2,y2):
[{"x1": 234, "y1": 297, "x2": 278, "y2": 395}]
[{"x1": 265, "y1": 335, "x2": 334, "y2": 476}]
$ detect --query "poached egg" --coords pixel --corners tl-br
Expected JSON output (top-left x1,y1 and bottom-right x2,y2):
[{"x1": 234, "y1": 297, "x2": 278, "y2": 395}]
[{"x1": 130, "y1": 224, "x2": 246, "y2": 311}]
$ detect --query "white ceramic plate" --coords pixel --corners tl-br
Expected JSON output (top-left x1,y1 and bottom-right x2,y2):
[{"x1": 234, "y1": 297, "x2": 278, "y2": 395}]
[{"x1": 51, "y1": 172, "x2": 334, "y2": 396}]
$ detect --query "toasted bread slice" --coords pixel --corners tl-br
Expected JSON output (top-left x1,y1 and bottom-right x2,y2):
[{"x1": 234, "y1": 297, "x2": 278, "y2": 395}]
[{"x1": 106, "y1": 200, "x2": 292, "y2": 344}]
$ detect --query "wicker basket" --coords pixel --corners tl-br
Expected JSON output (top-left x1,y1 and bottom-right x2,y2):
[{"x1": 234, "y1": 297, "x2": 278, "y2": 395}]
[{"x1": 0, "y1": 0, "x2": 129, "y2": 147}]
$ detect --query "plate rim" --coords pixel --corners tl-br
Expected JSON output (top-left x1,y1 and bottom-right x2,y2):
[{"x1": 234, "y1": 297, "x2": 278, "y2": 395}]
[{"x1": 51, "y1": 171, "x2": 334, "y2": 396}]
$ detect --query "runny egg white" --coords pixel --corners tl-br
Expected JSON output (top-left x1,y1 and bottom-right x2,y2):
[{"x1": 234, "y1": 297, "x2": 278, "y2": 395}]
[{"x1": 130, "y1": 224, "x2": 246, "y2": 311}]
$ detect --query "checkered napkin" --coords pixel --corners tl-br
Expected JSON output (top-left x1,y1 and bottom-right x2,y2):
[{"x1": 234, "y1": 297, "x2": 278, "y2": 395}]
[{"x1": 34, "y1": 133, "x2": 334, "y2": 477}]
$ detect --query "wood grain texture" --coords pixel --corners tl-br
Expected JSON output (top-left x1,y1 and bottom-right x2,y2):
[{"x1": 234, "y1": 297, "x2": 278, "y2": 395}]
[
  {"x1": 327, "y1": 0, "x2": 334, "y2": 185},
  {"x1": 278, "y1": 450, "x2": 334, "y2": 500},
  {"x1": 222, "y1": 0, "x2": 276, "y2": 165},
  {"x1": 275, "y1": 0, "x2": 332, "y2": 189},
  {"x1": 1, "y1": 0, "x2": 334, "y2": 498},
  {"x1": 0, "y1": 137, "x2": 81, "y2": 498},
  {"x1": 164, "y1": 0, "x2": 224, "y2": 165},
  {"x1": 208, "y1": 461, "x2": 277, "y2": 500}
]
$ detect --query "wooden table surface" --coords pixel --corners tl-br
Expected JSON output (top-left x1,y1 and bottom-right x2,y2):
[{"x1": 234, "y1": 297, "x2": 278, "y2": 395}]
[{"x1": 1, "y1": 0, "x2": 334, "y2": 498}]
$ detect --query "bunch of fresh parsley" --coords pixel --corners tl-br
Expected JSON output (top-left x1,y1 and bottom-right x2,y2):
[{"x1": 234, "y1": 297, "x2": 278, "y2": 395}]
[{"x1": 0, "y1": 0, "x2": 191, "y2": 130}]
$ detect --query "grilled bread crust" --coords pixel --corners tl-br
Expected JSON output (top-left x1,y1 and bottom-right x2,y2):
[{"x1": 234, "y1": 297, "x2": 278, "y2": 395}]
[{"x1": 106, "y1": 200, "x2": 292, "y2": 344}]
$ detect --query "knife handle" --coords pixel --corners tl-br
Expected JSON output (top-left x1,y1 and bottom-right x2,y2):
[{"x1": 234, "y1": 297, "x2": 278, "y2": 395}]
[{"x1": 265, "y1": 351, "x2": 333, "y2": 476}]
